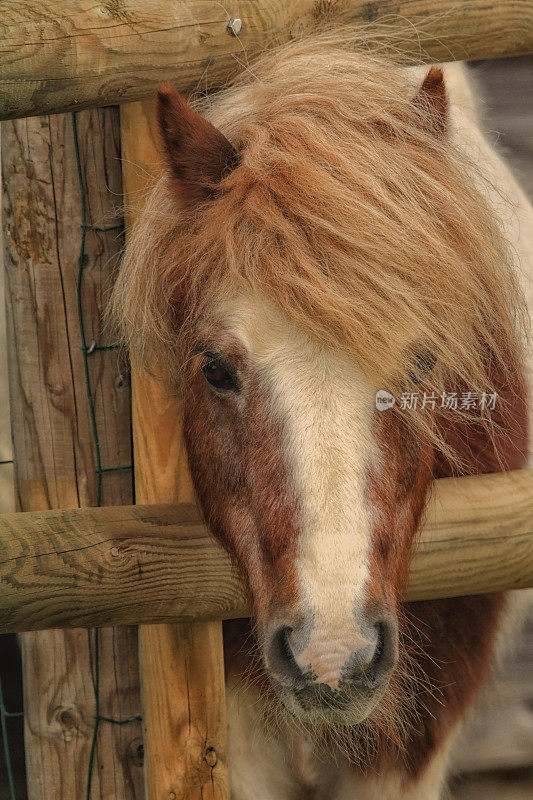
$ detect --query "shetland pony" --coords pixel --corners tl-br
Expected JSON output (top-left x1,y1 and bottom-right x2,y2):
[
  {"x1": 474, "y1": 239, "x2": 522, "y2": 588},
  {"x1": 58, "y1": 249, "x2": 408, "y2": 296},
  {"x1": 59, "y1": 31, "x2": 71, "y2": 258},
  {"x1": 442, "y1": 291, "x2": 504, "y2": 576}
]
[{"x1": 113, "y1": 34, "x2": 533, "y2": 800}]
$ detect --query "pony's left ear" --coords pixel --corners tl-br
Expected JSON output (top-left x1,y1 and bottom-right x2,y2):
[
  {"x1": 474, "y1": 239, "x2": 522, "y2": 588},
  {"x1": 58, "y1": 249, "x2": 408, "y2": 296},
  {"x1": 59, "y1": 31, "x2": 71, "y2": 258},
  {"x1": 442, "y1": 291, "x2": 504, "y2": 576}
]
[
  {"x1": 157, "y1": 84, "x2": 238, "y2": 206},
  {"x1": 412, "y1": 67, "x2": 447, "y2": 136}
]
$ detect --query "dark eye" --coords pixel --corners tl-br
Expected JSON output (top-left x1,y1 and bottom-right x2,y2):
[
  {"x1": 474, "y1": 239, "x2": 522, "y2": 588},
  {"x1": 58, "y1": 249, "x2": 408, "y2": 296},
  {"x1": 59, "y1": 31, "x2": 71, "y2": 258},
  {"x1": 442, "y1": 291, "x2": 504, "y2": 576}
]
[{"x1": 202, "y1": 356, "x2": 238, "y2": 393}]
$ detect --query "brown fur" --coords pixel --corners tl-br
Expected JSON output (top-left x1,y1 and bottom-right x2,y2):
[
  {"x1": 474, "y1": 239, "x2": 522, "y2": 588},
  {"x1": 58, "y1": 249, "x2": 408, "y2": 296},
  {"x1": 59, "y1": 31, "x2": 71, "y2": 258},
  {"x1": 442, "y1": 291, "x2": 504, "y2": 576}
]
[
  {"x1": 413, "y1": 66, "x2": 448, "y2": 136},
  {"x1": 157, "y1": 84, "x2": 238, "y2": 206},
  {"x1": 182, "y1": 331, "x2": 301, "y2": 621},
  {"x1": 352, "y1": 352, "x2": 528, "y2": 778}
]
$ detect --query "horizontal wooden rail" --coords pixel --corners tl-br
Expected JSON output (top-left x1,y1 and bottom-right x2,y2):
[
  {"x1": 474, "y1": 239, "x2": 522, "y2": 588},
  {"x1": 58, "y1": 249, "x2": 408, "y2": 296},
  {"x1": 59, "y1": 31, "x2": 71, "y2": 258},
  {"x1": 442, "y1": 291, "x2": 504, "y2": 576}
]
[
  {"x1": 0, "y1": 470, "x2": 531, "y2": 634},
  {"x1": 1, "y1": 1, "x2": 533, "y2": 120}
]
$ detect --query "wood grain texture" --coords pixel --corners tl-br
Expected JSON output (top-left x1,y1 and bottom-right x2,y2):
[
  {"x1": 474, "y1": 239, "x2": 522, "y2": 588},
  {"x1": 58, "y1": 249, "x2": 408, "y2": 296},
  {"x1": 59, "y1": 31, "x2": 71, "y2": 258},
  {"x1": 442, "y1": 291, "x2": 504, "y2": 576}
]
[
  {"x1": 408, "y1": 468, "x2": 533, "y2": 600},
  {"x1": 1, "y1": 0, "x2": 533, "y2": 120},
  {"x1": 0, "y1": 502, "x2": 248, "y2": 632},
  {"x1": 1, "y1": 109, "x2": 143, "y2": 799},
  {"x1": 0, "y1": 469, "x2": 531, "y2": 633},
  {"x1": 121, "y1": 99, "x2": 229, "y2": 800}
]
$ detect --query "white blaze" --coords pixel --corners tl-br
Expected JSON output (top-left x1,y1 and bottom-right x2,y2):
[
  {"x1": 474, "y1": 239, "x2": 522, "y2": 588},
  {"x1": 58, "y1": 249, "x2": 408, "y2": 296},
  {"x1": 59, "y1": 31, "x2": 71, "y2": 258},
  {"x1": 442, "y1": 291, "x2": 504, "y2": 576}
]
[{"x1": 228, "y1": 297, "x2": 378, "y2": 685}]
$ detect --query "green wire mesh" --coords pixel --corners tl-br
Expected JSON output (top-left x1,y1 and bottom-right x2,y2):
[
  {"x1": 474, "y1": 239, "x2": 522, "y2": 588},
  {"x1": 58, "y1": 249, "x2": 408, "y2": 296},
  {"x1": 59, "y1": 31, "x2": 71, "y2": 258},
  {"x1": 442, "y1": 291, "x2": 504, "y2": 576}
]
[
  {"x1": 0, "y1": 674, "x2": 24, "y2": 800},
  {"x1": 73, "y1": 111, "x2": 139, "y2": 800},
  {"x1": 0, "y1": 111, "x2": 140, "y2": 800}
]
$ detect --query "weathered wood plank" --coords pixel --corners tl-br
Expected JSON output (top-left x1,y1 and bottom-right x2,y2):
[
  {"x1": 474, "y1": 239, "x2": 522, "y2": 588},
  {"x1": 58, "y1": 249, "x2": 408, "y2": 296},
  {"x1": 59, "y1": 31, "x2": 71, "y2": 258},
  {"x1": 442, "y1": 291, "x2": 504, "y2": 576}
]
[
  {"x1": 121, "y1": 99, "x2": 229, "y2": 800},
  {"x1": 409, "y1": 468, "x2": 533, "y2": 601},
  {"x1": 0, "y1": 502, "x2": 247, "y2": 632},
  {"x1": 1, "y1": 109, "x2": 143, "y2": 799},
  {"x1": 1, "y1": 0, "x2": 533, "y2": 120},
  {"x1": 0, "y1": 469, "x2": 531, "y2": 634}
]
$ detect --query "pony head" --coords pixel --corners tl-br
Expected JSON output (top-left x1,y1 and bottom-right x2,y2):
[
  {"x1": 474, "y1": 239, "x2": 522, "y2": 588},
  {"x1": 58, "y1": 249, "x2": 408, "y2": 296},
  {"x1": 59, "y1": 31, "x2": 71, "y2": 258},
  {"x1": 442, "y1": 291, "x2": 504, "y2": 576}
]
[{"x1": 113, "y1": 41, "x2": 524, "y2": 726}]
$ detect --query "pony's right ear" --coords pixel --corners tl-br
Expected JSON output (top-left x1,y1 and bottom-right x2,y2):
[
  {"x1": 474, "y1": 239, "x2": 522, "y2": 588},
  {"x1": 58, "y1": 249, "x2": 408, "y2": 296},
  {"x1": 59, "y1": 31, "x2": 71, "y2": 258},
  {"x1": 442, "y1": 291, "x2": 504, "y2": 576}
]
[{"x1": 157, "y1": 84, "x2": 238, "y2": 206}]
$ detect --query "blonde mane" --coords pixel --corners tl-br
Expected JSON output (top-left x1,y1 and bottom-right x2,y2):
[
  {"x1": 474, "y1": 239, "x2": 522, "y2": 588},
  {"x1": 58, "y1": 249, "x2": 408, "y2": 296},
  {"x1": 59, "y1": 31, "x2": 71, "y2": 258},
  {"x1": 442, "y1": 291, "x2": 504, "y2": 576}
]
[{"x1": 113, "y1": 32, "x2": 527, "y2": 461}]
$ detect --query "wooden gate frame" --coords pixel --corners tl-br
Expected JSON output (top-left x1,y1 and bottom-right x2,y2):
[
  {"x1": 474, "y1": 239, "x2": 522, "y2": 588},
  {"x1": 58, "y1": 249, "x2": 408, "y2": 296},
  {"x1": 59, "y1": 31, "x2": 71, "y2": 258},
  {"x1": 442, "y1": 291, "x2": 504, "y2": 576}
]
[{"x1": 1, "y1": 2, "x2": 533, "y2": 799}]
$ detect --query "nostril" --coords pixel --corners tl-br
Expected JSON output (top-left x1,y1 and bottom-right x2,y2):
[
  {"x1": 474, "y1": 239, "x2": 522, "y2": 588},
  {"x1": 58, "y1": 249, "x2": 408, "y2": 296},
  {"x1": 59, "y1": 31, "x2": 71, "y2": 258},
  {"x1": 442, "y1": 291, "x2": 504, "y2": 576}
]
[
  {"x1": 365, "y1": 619, "x2": 398, "y2": 687},
  {"x1": 342, "y1": 617, "x2": 398, "y2": 689},
  {"x1": 373, "y1": 623, "x2": 386, "y2": 662},
  {"x1": 277, "y1": 626, "x2": 294, "y2": 664},
  {"x1": 267, "y1": 625, "x2": 306, "y2": 688}
]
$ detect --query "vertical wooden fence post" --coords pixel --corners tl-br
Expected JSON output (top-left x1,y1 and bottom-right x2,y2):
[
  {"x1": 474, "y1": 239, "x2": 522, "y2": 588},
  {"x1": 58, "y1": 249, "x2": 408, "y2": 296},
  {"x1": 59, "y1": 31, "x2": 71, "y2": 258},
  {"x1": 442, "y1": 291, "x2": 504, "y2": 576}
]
[
  {"x1": 2, "y1": 109, "x2": 144, "y2": 799},
  {"x1": 120, "y1": 100, "x2": 229, "y2": 800}
]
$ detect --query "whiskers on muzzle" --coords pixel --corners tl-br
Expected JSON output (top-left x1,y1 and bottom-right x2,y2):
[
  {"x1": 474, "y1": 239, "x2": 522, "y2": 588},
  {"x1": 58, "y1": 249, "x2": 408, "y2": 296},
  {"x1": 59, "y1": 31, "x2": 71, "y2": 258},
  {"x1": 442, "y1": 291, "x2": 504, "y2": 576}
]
[{"x1": 262, "y1": 603, "x2": 399, "y2": 724}]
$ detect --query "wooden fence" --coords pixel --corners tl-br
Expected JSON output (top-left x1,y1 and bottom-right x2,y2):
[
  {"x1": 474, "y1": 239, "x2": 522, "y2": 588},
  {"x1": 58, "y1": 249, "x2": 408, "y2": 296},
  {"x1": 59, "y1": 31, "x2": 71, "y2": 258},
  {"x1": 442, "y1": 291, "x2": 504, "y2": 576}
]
[
  {"x1": 1, "y1": 0, "x2": 533, "y2": 120},
  {"x1": 1, "y1": 2, "x2": 533, "y2": 799}
]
